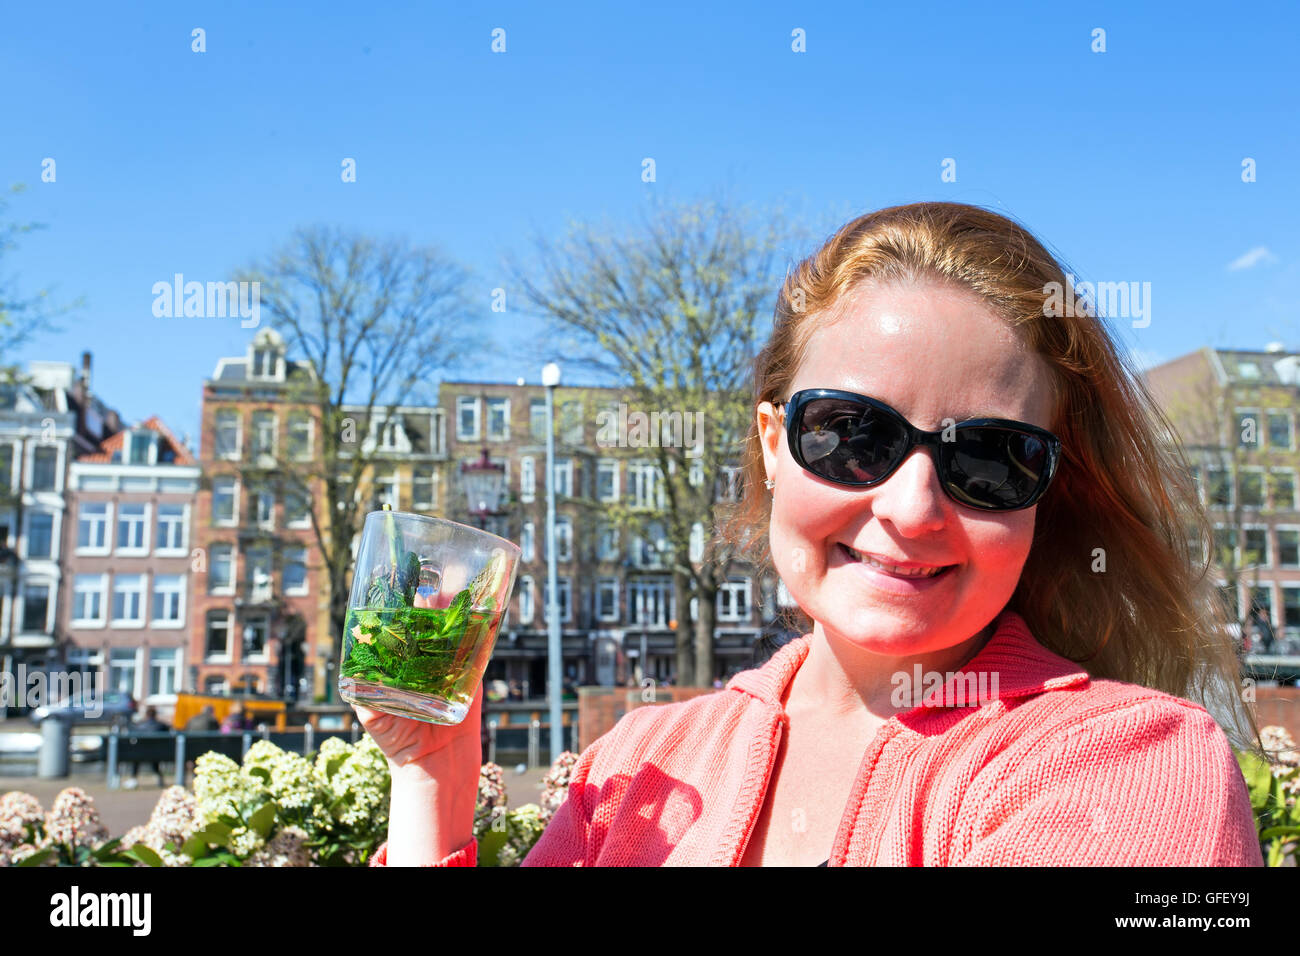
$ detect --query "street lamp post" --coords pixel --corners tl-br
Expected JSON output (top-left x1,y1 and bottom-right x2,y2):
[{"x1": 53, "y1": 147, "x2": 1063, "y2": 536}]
[{"x1": 542, "y1": 361, "x2": 563, "y2": 763}]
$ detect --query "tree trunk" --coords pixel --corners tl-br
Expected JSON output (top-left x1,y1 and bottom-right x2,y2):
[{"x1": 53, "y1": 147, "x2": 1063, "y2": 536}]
[
  {"x1": 694, "y1": 582, "x2": 717, "y2": 687},
  {"x1": 673, "y1": 568, "x2": 695, "y2": 687}
]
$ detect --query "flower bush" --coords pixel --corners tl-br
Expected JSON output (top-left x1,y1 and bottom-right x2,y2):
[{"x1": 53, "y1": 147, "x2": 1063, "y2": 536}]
[
  {"x1": 1236, "y1": 725, "x2": 1300, "y2": 867},
  {"x1": 0, "y1": 787, "x2": 155, "y2": 867},
  {"x1": 475, "y1": 751, "x2": 578, "y2": 866}
]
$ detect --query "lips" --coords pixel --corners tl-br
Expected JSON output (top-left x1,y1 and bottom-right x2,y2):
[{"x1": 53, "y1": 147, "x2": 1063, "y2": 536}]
[{"x1": 841, "y1": 544, "x2": 956, "y2": 578}]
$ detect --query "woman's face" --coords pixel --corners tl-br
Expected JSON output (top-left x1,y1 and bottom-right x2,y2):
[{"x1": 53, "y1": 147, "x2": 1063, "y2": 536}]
[{"x1": 758, "y1": 278, "x2": 1056, "y2": 657}]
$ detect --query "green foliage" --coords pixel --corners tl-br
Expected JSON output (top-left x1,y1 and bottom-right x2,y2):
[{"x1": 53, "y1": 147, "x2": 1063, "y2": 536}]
[{"x1": 1235, "y1": 747, "x2": 1300, "y2": 866}]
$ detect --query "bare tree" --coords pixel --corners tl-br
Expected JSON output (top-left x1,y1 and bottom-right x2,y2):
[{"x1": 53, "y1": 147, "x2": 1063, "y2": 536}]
[
  {"x1": 508, "y1": 194, "x2": 797, "y2": 685},
  {"x1": 0, "y1": 184, "x2": 77, "y2": 384},
  {"x1": 235, "y1": 225, "x2": 475, "y2": 675}
]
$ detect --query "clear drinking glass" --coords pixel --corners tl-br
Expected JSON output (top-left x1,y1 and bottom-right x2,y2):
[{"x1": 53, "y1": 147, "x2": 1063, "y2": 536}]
[{"x1": 337, "y1": 508, "x2": 520, "y2": 724}]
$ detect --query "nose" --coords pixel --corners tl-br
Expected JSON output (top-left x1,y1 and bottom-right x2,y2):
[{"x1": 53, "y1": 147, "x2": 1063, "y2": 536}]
[{"x1": 865, "y1": 445, "x2": 950, "y2": 534}]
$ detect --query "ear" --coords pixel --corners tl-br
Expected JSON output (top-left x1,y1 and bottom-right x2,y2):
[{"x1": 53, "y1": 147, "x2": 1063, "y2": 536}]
[{"x1": 757, "y1": 401, "x2": 783, "y2": 485}]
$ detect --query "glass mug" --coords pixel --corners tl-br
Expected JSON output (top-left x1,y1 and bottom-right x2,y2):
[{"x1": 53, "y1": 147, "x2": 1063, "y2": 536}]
[{"x1": 337, "y1": 508, "x2": 520, "y2": 724}]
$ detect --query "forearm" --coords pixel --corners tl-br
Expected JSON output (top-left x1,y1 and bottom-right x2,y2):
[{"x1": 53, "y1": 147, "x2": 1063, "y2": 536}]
[{"x1": 385, "y1": 760, "x2": 476, "y2": 866}]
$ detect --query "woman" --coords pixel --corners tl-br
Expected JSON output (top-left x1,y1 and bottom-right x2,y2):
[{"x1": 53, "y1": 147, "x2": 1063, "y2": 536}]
[{"x1": 358, "y1": 201, "x2": 1264, "y2": 866}]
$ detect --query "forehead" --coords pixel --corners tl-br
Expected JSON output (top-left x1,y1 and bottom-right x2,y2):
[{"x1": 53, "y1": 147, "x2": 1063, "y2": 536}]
[{"x1": 789, "y1": 280, "x2": 1056, "y2": 429}]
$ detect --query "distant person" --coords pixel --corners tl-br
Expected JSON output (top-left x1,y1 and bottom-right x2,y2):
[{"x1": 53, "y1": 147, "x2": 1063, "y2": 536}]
[
  {"x1": 221, "y1": 703, "x2": 252, "y2": 733},
  {"x1": 508, "y1": 679, "x2": 522, "y2": 701},
  {"x1": 183, "y1": 704, "x2": 219, "y2": 732},
  {"x1": 712, "y1": 677, "x2": 724, "y2": 689},
  {"x1": 125, "y1": 706, "x2": 169, "y2": 789}
]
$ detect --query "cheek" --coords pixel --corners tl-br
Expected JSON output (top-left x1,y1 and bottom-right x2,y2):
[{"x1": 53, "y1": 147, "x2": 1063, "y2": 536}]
[
  {"x1": 968, "y1": 513, "x2": 1037, "y2": 576},
  {"x1": 767, "y1": 483, "x2": 860, "y2": 574}
]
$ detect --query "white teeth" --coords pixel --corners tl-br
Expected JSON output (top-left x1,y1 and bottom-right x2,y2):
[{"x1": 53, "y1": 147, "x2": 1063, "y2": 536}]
[{"x1": 846, "y1": 546, "x2": 946, "y2": 578}]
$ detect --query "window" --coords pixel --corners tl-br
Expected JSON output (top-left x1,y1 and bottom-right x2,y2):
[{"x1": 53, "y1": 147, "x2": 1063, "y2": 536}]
[
  {"x1": 214, "y1": 410, "x2": 241, "y2": 460},
  {"x1": 284, "y1": 487, "x2": 311, "y2": 527},
  {"x1": 718, "y1": 579, "x2": 752, "y2": 621},
  {"x1": 1244, "y1": 528, "x2": 1269, "y2": 568},
  {"x1": 1239, "y1": 470, "x2": 1266, "y2": 508},
  {"x1": 128, "y1": 430, "x2": 155, "y2": 465},
  {"x1": 288, "y1": 412, "x2": 314, "y2": 460},
  {"x1": 521, "y1": 522, "x2": 535, "y2": 562},
  {"x1": 31, "y1": 445, "x2": 58, "y2": 491},
  {"x1": 375, "y1": 473, "x2": 400, "y2": 510},
  {"x1": 149, "y1": 648, "x2": 181, "y2": 696},
  {"x1": 246, "y1": 546, "x2": 272, "y2": 602},
  {"x1": 518, "y1": 575, "x2": 534, "y2": 624},
  {"x1": 554, "y1": 516, "x2": 573, "y2": 563},
  {"x1": 628, "y1": 577, "x2": 673, "y2": 628},
  {"x1": 597, "y1": 578, "x2": 619, "y2": 621},
  {"x1": 487, "y1": 397, "x2": 510, "y2": 441},
  {"x1": 0, "y1": 444, "x2": 12, "y2": 490},
  {"x1": 206, "y1": 611, "x2": 232, "y2": 659},
  {"x1": 26, "y1": 511, "x2": 53, "y2": 559},
  {"x1": 249, "y1": 484, "x2": 274, "y2": 529},
  {"x1": 112, "y1": 573, "x2": 146, "y2": 625},
  {"x1": 1271, "y1": 471, "x2": 1297, "y2": 510},
  {"x1": 597, "y1": 460, "x2": 619, "y2": 502},
  {"x1": 596, "y1": 523, "x2": 619, "y2": 562},
  {"x1": 628, "y1": 461, "x2": 664, "y2": 509},
  {"x1": 109, "y1": 649, "x2": 138, "y2": 696},
  {"x1": 1212, "y1": 526, "x2": 1236, "y2": 566},
  {"x1": 156, "y1": 503, "x2": 187, "y2": 551},
  {"x1": 543, "y1": 577, "x2": 572, "y2": 623},
  {"x1": 530, "y1": 398, "x2": 547, "y2": 442},
  {"x1": 209, "y1": 544, "x2": 235, "y2": 593},
  {"x1": 1237, "y1": 408, "x2": 1262, "y2": 448},
  {"x1": 553, "y1": 458, "x2": 573, "y2": 497},
  {"x1": 520, "y1": 457, "x2": 535, "y2": 502},
  {"x1": 1283, "y1": 585, "x2": 1300, "y2": 633},
  {"x1": 284, "y1": 546, "x2": 308, "y2": 594},
  {"x1": 1206, "y1": 468, "x2": 1231, "y2": 508},
  {"x1": 252, "y1": 411, "x2": 276, "y2": 457},
  {"x1": 633, "y1": 520, "x2": 667, "y2": 568},
  {"x1": 456, "y1": 397, "x2": 481, "y2": 441},
  {"x1": 212, "y1": 477, "x2": 238, "y2": 525},
  {"x1": 716, "y1": 465, "x2": 743, "y2": 503},
  {"x1": 73, "y1": 574, "x2": 108, "y2": 624},
  {"x1": 413, "y1": 471, "x2": 437, "y2": 509},
  {"x1": 689, "y1": 457, "x2": 704, "y2": 488},
  {"x1": 204, "y1": 675, "x2": 230, "y2": 694},
  {"x1": 251, "y1": 347, "x2": 279, "y2": 378},
  {"x1": 1278, "y1": 530, "x2": 1299, "y2": 568},
  {"x1": 377, "y1": 416, "x2": 405, "y2": 451},
  {"x1": 1268, "y1": 411, "x2": 1294, "y2": 450},
  {"x1": 244, "y1": 616, "x2": 269, "y2": 660},
  {"x1": 116, "y1": 503, "x2": 148, "y2": 552},
  {"x1": 689, "y1": 522, "x2": 705, "y2": 563},
  {"x1": 21, "y1": 583, "x2": 50, "y2": 631},
  {"x1": 151, "y1": 574, "x2": 185, "y2": 626},
  {"x1": 1250, "y1": 586, "x2": 1273, "y2": 626}
]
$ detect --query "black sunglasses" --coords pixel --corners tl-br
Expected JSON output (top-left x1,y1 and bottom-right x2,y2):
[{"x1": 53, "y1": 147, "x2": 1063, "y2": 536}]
[{"x1": 775, "y1": 388, "x2": 1063, "y2": 512}]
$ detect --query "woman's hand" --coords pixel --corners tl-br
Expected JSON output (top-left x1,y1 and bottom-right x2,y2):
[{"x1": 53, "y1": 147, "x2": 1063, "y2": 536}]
[{"x1": 352, "y1": 680, "x2": 484, "y2": 782}]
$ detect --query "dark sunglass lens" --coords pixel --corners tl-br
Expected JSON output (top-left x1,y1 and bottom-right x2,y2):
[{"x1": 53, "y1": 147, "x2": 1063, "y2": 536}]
[
  {"x1": 946, "y1": 428, "x2": 1048, "y2": 508},
  {"x1": 797, "y1": 398, "x2": 906, "y2": 483}
]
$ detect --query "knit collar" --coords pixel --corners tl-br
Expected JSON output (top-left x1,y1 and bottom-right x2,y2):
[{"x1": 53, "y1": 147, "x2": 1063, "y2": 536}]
[{"x1": 725, "y1": 609, "x2": 1090, "y2": 710}]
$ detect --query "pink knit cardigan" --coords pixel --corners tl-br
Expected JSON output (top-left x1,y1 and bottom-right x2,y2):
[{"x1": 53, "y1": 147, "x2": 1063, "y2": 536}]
[{"x1": 370, "y1": 609, "x2": 1264, "y2": 866}]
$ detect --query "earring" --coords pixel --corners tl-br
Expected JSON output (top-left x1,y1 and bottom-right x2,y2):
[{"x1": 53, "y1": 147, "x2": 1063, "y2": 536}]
[{"x1": 764, "y1": 478, "x2": 775, "y2": 491}]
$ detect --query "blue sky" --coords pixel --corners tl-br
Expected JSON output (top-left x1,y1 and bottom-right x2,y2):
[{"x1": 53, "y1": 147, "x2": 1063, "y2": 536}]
[{"x1": 2, "y1": 0, "x2": 1296, "y2": 446}]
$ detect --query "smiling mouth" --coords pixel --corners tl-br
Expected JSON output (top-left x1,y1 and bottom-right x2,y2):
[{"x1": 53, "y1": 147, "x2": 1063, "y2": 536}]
[{"x1": 841, "y1": 544, "x2": 956, "y2": 579}]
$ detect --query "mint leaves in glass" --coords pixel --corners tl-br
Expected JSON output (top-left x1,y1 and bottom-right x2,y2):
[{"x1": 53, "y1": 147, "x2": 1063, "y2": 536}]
[{"x1": 337, "y1": 509, "x2": 520, "y2": 724}]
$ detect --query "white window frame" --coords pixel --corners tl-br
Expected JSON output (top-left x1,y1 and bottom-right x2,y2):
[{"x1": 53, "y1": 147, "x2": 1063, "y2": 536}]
[
  {"x1": 486, "y1": 397, "x2": 510, "y2": 441},
  {"x1": 1276, "y1": 525, "x2": 1300, "y2": 570},
  {"x1": 689, "y1": 521, "x2": 705, "y2": 563},
  {"x1": 212, "y1": 477, "x2": 239, "y2": 527},
  {"x1": 115, "y1": 501, "x2": 150, "y2": 555},
  {"x1": 1266, "y1": 408, "x2": 1295, "y2": 451},
  {"x1": 283, "y1": 546, "x2": 309, "y2": 595},
  {"x1": 19, "y1": 580, "x2": 54, "y2": 633},
  {"x1": 1270, "y1": 469, "x2": 1298, "y2": 511},
  {"x1": 628, "y1": 577, "x2": 673, "y2": 629},
  {"x1": 285, "y1": 486, "x2": 312, "y2": 528},
  {"x1": 689, "y1": 457, "x2": 704, "y2": 488},
  {"x1": 412, "y1": 470, "x2": 437, "y2": 510},
  {"x1": 1238, "y1": 466, "x2": 1267, "y2": 509},
  {"x1": 1242, "y1": 523, "x2": 1271, "y2": 569},
  {"x1": 518, "y1": 575, "x2": 535, "y2": 624},
  {"x1": 456, "y1": 396, "x2": 481, "y2": 441},
  {"x1": 250, "y1": 410, "x2": 277, "y2": 458},
  {"x1": 154, "y1": 502, "x2": 189, "y2": 554},
  {"x1": 111, "y1": 572, "x2": 148, "y2": 628},
  {"x1": 1206, "y1": 466, "x2": 1233, "y2": 509},
  {"x1": 555, "y1": 516, "x2": 573, "y2": 563},
  {"x1": 209, "y1": 543, "x2": 236, "y2": 595},
  {"x1": 717, "y1": 578, "x2": 752, "y2": 622},
  {"x1": 521, "y1": 521, "x2": 535, "y2": 563},
  {"x1": 597, "y1": 459, "x2": 620, "y2": 503},
  {"x1": 1236, "y1": 407, "x2": 1263, "y2": 448},
  {"x1": 543, "y1": 576, "x2": 573, "y2": 624},
  {"x1": 28, "y1": 443, "x2": 62, "y2": 493},
  {"x1": 150, "y1": 573, "x2": 186, "y2": 629},
  {"x1": 72, "y1": 573, "x2": 109, "y2": 627},
  {"x1": 215, "y1": 409, "x2": 242, "y2": 461},
  {"x1": 596, "y1": 523, "x2": 620, "y2": 562},
  {"x1": 246, "y1": 546, "x2": 273, "y2": 603},
  {"x1": 289, "y1": 412, "x2": 314, "y2": 461},
  {"x1": 108, "y1": 647, "x2": 141, "y2": 698},
  {"x1": 553, "y1": 458, "x2": 573, "y2": 498},
  {"x1": 628, "y1": 460, "x2": 664, "y2": 510},
  {"x1": 205, "y1": 610, "x2": 233, "y2": 662},
  {"x1": 596, "y1": 577, "x2": 619, "y2": 622},
  {"x1": 244, "y1": 614, "x2": 270, "y2": 662},
  {"x1": 520, "y1": 457, "x2": 535, "y2": 503},
  {"x1": 22, "y1": 509, "x2": 57, "y2": 560},
  {"x1": 148, "y1": 647, "x2": 182, "y2": 698}
]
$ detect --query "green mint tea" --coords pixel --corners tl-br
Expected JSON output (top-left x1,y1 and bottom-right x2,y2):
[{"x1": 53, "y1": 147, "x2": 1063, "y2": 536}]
[{"x1": 340, "y1": 589, "x2": 502, "y2": 710}]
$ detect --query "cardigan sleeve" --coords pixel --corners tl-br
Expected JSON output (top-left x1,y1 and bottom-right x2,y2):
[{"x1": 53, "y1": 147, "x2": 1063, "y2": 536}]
[
  {"x1": 368, "y1": 835, "x2": 477, "y2": 867},
  {"x1": 953, "y1": 697, "x2": 1265, "y2": 867}
]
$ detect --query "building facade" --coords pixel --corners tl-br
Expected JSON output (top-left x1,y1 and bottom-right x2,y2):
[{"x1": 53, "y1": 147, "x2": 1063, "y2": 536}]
[{"x1": 61, "y1": 417, "x2": 199, "y2": 714}]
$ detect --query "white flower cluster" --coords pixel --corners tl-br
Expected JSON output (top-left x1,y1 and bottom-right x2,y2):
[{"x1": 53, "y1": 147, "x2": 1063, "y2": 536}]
[
  {"x1": 0, "y1": 791, "x2": 50, "y2": 866},
  {"x1": 538, "y1": 751, "x2": 579, "y2": 826},
  {"x1": 120, "y1": 786, "x2": 199, "y2": 867},
  {"x1": 326, "y1": 735, "x2": 390, "y2": 832},
  {"x1": 1260, "y1": 725, "x2": 1300, "y2": 798},
  {"x1": 246, "y1": 825, "x2": 312, "y2": 867},
  {"x1": 475, "y1": 762, "x2": 508, "y2": 840}
]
